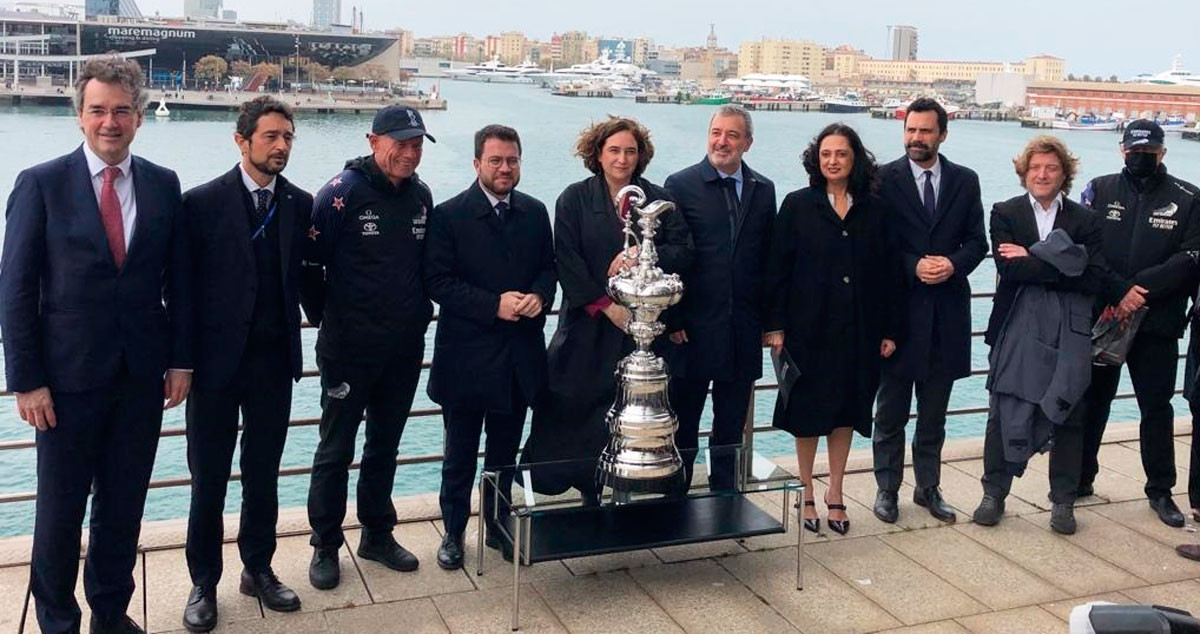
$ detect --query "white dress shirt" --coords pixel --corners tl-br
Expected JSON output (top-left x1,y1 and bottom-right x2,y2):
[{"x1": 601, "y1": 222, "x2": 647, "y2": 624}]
[
  {"x1": 81, "y1": 142, "x2": 136, "y2": 245},
  {"x1": 1028, "y1": 192, "x2": 1063, "y2": 241},
  {"x1": 827, "y1": 191, "x2": 854, "y2": 212},
  {"x1": 480, "y1": 181, "x2": 511, "y2": 211},
  {"x1": 909, "y1": 157, "x2": 941, "y2": 208},
  {"x1": 716, "y1": 163, "x2": 744, "y2": 200},
  {"x1": 239, "y1": 163, "x2": 277, "y2": 200}
]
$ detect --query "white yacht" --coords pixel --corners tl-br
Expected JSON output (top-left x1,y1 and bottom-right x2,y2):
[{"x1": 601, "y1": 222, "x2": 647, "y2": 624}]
[
  {"x1": 1131, "y1": 55, "x2": 1200, "y2": 88},
  {"x1": 444, "y1": 56, "x2": 539, "y2": 84},
  {"x1": 529, "y1": 53, "x2": 655, "y2": 86}
]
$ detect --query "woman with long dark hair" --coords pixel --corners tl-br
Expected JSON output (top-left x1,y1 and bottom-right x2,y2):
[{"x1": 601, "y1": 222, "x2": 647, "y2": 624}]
[{"x1": 764, "y1": 123, "x2": 905, "y2": 535}]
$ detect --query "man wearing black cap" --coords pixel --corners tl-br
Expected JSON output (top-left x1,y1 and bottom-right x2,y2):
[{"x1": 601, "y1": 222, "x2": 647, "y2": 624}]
[
  {"x1": 300, "y1": 105, "x2": 436, "y2": 589},
  {"x1": 1079, "y1": 119, "x2": 1200, "y2": 527}
]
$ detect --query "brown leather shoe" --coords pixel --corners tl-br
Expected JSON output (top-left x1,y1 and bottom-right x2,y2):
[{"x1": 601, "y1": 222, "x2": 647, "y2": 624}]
[{"x1": 1178, "y1": 544, "x2": 1200, "y2": 562}]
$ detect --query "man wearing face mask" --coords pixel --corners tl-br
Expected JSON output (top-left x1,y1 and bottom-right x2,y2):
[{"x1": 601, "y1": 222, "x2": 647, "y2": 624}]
[
  {"x1": 1079, "y1": 119, "x2": 1200, "y2": 527},
  {"x1": 299, "y1": 106, "x2": 435, "y2": 588}
]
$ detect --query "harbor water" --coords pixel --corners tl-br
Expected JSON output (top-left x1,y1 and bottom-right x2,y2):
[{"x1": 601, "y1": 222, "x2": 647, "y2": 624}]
[{"x1": 1, "y1": 80, "x2": 1198, "y2": 536}]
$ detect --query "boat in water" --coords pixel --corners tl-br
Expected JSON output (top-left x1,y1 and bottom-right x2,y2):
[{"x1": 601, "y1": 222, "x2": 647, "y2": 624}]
[
  {"x1": 1051, "y1": 114, "x2": 1119, "y2": 131},
  {"x1": 691, "y1": 91, "x2": 732, "y2": 105},
  {"x1": 1130, "y1": 55, "x2": 1200, "y2": 88},
  {"x1": 823, "y1": 92, "x2": 872, "y2": 113},
  {"x1": 444, "y1": 56, "x2": 539, "y2": 84}
]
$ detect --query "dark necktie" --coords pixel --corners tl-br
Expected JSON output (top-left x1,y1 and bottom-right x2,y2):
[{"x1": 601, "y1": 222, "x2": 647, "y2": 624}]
[
  {"x1": 495, "y1": 200, "x2": 508, "y2": 223},
  {"x1": 254, "y1": 188, "x2": 271, "y2": 227},
  {"x1": 99, "y1": 166, "x2": 126, "y2": 268},
  {"x1": 722, "y1": 177, "x2": 740, "y2": 240},
  {"x1": 922, "y1": 170, "x2": 936, "y2": 219}
]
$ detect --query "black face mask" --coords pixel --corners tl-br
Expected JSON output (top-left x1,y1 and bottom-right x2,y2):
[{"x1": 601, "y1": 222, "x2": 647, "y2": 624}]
[{"x1": 1125, "y1": 152, "x2": 1159, "y2": 179}]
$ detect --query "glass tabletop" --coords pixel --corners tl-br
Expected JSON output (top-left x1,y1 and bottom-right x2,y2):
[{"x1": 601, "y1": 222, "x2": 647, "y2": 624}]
[{"x1": 481, "y1": 443, "x2": 802, "y2": 516}]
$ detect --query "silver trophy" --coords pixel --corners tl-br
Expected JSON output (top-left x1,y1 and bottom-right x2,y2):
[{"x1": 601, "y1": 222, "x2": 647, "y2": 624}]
[{"x1": 597, "y1": 185, "x2": 686, "y2": 493}]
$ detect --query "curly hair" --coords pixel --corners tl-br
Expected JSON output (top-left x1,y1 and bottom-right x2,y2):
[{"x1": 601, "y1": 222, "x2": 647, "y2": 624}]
[
  {"x1": 73, "y1": 54, "x2": 147, "y2": 112},
  {"x1": 801, "y1": 123, "x2": 879, "y2": 198},
  {"x1": 574, "y1": 116, "x2": 654, "y2": 178},
  {"x1": 1013, "y1": 135, "x2": 1080, "y2": 195}
]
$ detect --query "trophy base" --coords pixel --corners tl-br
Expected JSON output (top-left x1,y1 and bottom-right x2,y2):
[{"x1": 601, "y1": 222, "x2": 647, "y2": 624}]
[{"x1": 596, "y1": 450, "x2": 686, "y2": 496}]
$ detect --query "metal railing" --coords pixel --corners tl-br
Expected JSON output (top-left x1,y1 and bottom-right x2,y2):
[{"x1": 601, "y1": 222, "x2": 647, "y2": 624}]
[{"x1": 0, "y1": 290, "x2": 1188, "y2": 506}]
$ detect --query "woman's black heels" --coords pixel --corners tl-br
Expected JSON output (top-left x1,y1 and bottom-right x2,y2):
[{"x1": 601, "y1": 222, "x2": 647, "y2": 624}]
[
  {"x1": 796, "y1": 500, "x2": 820, "y2": 534},
  {"x1": 826, "y1": 495, "x2": 850, "y2": 535}
]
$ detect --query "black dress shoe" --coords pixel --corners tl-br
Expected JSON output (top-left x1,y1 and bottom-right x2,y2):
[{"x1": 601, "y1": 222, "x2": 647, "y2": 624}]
[
  {"x1": 825, "y1": 494, "x2": 850, "y2": 535},
  {"x1": 437, "y1": 533, "x2": 464, "y2": 570},
  {"x1": 1077, "y1": 483, "x2": 1095, "y2": 498},
  {"x1": 1050, "y1": 503, "x2": 1077, "y2": 535},
  {"x1": 914, "y1": 487, "x2": 958, "y2": 523},
  {"x1": 240, "y1": 568, "x2": 300, "y2": 613},
  {"x1": 1178, "y1": 544, "x2": 1200, "y2": 561},
  {"x1": 972, "y1": 495, "x2": 1005, "y2": 526},
  {"x1": 182, "y1": 585, "x2": 217, "y2": 632},
  {"x1": 1148, "y1": 496, "x2": 1185, "y2": 528},
  {"x1": 484, "y1": 531, "x2": 514, "y2": 561},
  {"x1": 89, "y1": 614, "x2": 144, "y2": 634},
  {"x1": 357, "y1": 531, "x2": 420, "y2": 572},
  {"x1": 309, "y1": 547, "x2": 341, "y2": 590},
  {"x1": 873, "y1": 489, "x2": 899, "y2": 524}
]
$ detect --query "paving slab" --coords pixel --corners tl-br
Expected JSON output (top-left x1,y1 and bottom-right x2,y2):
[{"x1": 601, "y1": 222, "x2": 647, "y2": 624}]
[
  {"x1": 740, "y1": 490, "x2": 836, "y2": 551},
  {"x1": 835, "y1": 472, "x2": 948, "y2": 531},
  {"x1": 1121, "y1": 580, "x2": 1200, "y2": 616},
  {"x1": 266, "y1": 532, "x2": 369, "y2": 614},
  {"x1": 1039, "y1": 592, "x2": 1133, "y2": 622},
  {"x1": 438, "y1": 517, "x2": 573, "y2": 589},
  {"x1": 345, "y1": 523, "x2": 475, "y2": 603},
  {"x1": 719, "y1": 547, "x2": 902, "y2": 634},
  {"x1": 323, "y1": 598, "x2": 449, "y2": 634},
  {"x1": 954, "y1": 606, "x2": 1065, "y2": 633},
  {"x1": 955, "y1": 517, "x2": 1142, "y2": 596},
  {"x1": 1051, "y1": 509, "x2": 1200, "y2": 584},
  {"x1": 946, "y1": 459, "x2": 1052, "y2": 513},
  {"x1": 1093, "y1": 444, "x2": 1149, "y2": 482},
  {"x1": 805, "y1": 537, "x2": 986, "y2": 625},
  {"x1": 431, "y1": 586, "x2": 566, "y2": 634},
  {"x1": 876, "y1": 623, "x2": 970, "y2": 634},
  {"x1": 1086, "y1": 466, "x2": 1152, "y2": 504},
  {"x1": 651, "y1": 539, "x2": 746, "y2": 563},
  {"x1": 939, "y1": 463, "x2": 1038, "y2": 516},
  {"x1": 216, "y1": 611, "x2": 329, "y2": 633},
  {"x1": 880, "y1": 527, "x2": 1066, "y2": 610},
  {"x1": 559, "y1": 550, "x2": 662, "y2": 576},
  {"x1": 629, "y1": 559, "x2": 799, "y2": 633},
  {"x1": 144, "y1": 543, "x2": 261, "y2": 633},
  {"x1": 0, "y1": 564, "x2": 31, "y2": 632},
  {"x1": 533, "y1": 570, "x2": 682, "y2": 634}
]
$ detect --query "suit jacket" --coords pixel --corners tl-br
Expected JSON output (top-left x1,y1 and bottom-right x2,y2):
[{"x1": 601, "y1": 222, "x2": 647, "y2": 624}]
[
  {"x1": 182, "y1": 166, "x2": 313, "y2": 391},
  {"x1": 0, "y1": 145, "x2": 192, "y2": 393},
  {"x1": 424, "y1": 182, "x2": 557, "y2": 413},
  {"x1": 879, "y1": 155, "x2": 988, "y2": 381},
  {"x1": 663, "y1": 157, "x2": 776, "y2": 383},
  {"x1": 985, "y1": 194, "x2": 1120, "y2": 346}
]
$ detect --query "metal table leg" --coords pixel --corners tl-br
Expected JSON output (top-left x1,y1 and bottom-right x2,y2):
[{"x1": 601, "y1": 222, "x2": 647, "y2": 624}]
[
  {"x1": 512, "y1": 512, "x2": 522, "y2": 631},
  {"x1": 796, "y1": 482, "x2": 804, "y2": 591},
  {"x1": 477, "y1": 471, "x2": 490, "y2": 577}
]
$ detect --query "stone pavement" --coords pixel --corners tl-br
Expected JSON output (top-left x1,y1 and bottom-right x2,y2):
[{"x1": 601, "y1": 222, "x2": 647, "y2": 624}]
[{"x1": 1, "y1": 419, "x2": 1197, "y2": 633}]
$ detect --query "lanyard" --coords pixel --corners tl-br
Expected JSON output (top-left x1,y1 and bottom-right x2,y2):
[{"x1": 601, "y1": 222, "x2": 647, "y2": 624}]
[{"x1": 250, "y1": 201, "x2": 279, "y2": 241}]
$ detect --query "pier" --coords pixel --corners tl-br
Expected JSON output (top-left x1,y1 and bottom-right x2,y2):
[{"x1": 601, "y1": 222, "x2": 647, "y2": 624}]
[
  {"x1": 0, "y1": 86, "x2": 447, "y2": 114},
  {"x1": 738, "y1": 99, "x2": 825, "y2": 113}
]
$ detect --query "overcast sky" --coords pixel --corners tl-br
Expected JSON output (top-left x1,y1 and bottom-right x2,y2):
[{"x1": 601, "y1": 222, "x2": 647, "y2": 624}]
[{"x1": 131, "y1": 0, "x2": 1198, "y2": 78}]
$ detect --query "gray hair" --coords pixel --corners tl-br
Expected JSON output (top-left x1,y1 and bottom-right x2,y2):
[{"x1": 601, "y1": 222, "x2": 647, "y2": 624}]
[
  {"x1": 73, "y1": 54, "x2": 148, "y2": 112},
  {"x1": 711, "y1": 104, "x2": 753, "y2": 139}
]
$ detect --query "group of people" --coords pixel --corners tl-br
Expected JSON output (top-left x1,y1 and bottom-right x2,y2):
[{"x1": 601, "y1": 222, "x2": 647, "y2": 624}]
[{"x1": 3, "y1": 55, "x2": 1200, "y2": 634}]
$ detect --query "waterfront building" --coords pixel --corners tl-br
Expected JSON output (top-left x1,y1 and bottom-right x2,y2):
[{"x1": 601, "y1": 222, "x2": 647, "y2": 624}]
[
  {"x1": 1026, "y1": 80, "x2": 1200, "y2": 119},
  {"x1": 183, "y1": 0, "x2": 220, "y2": 20},
  {"x1": 311, "y1": 0, "x2": 340, "y2": 30},
  {"x1": 558, "y1": 30, "x2": 590, "y2": 66},
  {"x1": 498, "y1": 30, "x2": 526, "y2": 65},
  {"x1": 737, "y1": 38, "x2": 827, "y2": 82},
  {"x1": 888, "y1": 25, "x2": 918, "y2": 61},
  {"x1": 84, "y1": 0, "x2": 139, "y2": 18},
  {"x1": 832, "y1": 50, "x2": 1065, "y2": 83}
]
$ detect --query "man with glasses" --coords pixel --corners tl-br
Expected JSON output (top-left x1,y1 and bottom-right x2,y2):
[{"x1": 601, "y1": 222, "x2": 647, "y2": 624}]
[{"x1": 424, "y1": 124, "x2": 556, "y2": 569}]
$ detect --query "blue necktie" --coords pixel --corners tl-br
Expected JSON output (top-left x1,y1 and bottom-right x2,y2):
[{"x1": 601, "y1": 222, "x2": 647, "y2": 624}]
[
  {"x1": 922, "y1": 171, "x2": 936, "y2": 219},
  {"x1": 495, "y1": 200, "x2": 508, "y2": 222},
  {"x1": 254, "y1": 188, "x2": 271, "y2": 225}
]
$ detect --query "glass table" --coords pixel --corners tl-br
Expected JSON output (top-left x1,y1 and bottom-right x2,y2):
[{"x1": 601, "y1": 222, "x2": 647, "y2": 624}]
[{"x1": 477, "y1": 444, "x2": 805, "y2": 631}]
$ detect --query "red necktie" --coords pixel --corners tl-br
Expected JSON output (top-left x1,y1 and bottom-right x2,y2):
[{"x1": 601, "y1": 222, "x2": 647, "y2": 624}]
[{"x1": 99, "y1": 166, "x2": 126, "y2": 268}]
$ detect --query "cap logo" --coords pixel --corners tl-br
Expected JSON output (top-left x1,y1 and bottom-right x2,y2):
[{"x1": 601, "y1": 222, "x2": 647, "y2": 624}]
[
  {"x1": 1130, "y1": 130, "x2": 1151, "y2": 138},
  {"x1": 408, "y1": 109, "x2": 419, "y2": 127}
]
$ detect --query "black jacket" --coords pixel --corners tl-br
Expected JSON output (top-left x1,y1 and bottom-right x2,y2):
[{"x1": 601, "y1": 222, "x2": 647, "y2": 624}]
[
  {"x1": 183, "y1": 166, "x2": 313, "y2": 391},
  {"x1": 1081, "y1": 166, "x2": 1200, "y2": 338},
  {"x1": 985, "y1": 194, "x2": 1120, "y2": 346},
  {"x1": 878, "y1": 155, "x2": 988, "y2": 381},
  {"x1": 424, "y1": 182, "x2": 557, "y2": 413},
  {"x1": 300, "y1": 156, "x2": 434, "y2": 362},
  {"x1": 663, "y1": 157, "x2": 776, "y2": 383}
]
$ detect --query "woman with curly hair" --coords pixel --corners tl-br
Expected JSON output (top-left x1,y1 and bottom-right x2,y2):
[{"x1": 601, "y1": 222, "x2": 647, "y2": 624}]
[
  {"x1": 520, "y1": 116, "x2": 693, "y2": 501},
  {"x1": 763, "y1": 123, "x2": 905, "y2": 535}
]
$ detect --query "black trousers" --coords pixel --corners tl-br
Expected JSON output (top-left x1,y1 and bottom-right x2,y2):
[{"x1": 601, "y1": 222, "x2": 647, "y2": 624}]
[
  {"x1": 307, "y1": 339, "x2": 423, "y2": 549},
  {"x1": 873, "y1": 371, "x2": 955, "y2": 493},
  {"x1": 185, "y1": 337, "x2": 292, "y2": 588},
  {"x1": 670, "y1": 376, "x2": 754, "y2": 490},
  {"x1": 31, "y1": 366, "x2": 164, "y2": 634},
  {"x1": 981, "y1": 403, "x2": 1084, "y2": 505},
  {"x1": 1081, "y1": 332, "x2": 1178, "y2": 498},
  {"x1": 438, "y1": 378, "x2": 527, "y2": 538},
  {"x1": 1188, "y1": 398, "x2": 1200, "y2": 510}
]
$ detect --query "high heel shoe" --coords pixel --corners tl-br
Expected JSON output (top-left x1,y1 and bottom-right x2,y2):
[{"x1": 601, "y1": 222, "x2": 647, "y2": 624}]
[
  {"x1": 826, "y1": 495, "x2": 850, "y2": 535},
  {"x1": 795, "y1": 500, "x2": 820, "y2": 534}
]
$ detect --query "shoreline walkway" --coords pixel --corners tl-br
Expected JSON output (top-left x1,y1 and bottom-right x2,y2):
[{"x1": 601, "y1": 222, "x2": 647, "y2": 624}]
[{"x1": 0, "y1": 419, "x2": 1196, "y2": 633}]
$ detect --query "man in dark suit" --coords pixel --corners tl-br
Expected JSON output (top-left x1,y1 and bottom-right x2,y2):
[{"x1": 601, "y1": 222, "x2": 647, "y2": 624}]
[
  {"x1": 872, "y1": 98, "x2": 988, "y2": 524},
  {"x1": 973, "y1": 135, "x2": 1122, "y2": 534},
  {"x1": 424, "y1": 125, "x2": 556, "y2": 569},
  {"x1": 180, "y1": 97, "x2": 313, "y2": 631},
  {"x1": 663, "y1": 105, "x2": 776, "y2": 489},
  {"x1": 0, "y1": 56, "x2": 192, "y2": 634}
]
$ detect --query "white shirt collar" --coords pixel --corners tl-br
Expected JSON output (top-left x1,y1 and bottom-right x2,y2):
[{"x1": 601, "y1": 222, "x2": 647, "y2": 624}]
[
  {"x1": 479, "y1": 181, "x2": 511, "y2": 208},
  {"x1": 1028, "y1": 191, "x2": 1064, "y2": 214},
  {"x1": 909, "y1": 157, "x2": 941, "y2": 183},
  {"x1": 81, "y1": 142, "x2": 132, "y2": 179},
  {"x1": 239, "y1": 163, "x2": 277, "y2": 196},
  {"x1": 716, "y1": 163, "x2": 744, "y2": 184}
]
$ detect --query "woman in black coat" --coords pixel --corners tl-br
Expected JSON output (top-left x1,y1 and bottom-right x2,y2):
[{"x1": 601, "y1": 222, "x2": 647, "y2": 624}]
[
  {"x1": 521, "y1": 117, "x2": 693, "y2": 500},
  {"x1": 764, "y1": 123, "x2": 905, "y2": 535}
]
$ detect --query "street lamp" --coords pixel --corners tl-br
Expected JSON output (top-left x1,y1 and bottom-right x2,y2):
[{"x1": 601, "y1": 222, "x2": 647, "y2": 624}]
[{"x1": 294, "y1": 36, "x2": 301, "y2": 89}]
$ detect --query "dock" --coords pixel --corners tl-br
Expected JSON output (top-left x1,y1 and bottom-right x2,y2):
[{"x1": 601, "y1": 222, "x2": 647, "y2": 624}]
[
  {"x1": 1, "y1": 418, "x2": 1195, "y2": 633},
  {"x1": 738, "y1": 99, "x2": 826, "y2": 113},
  {"x1": 0, "y1": 86, "x2": 447, "y2": 114}
]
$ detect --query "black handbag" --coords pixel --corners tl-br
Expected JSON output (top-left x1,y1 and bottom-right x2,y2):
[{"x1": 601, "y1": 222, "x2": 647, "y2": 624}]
[{"x1": 1091, "y1": 306, "x2": 1148, "y2": 366}]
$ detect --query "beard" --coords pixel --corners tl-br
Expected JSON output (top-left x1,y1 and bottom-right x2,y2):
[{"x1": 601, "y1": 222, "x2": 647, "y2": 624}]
[
  {"x1": 905, "y1": 143, "x2": 935, "y2": 163},
  {"x1": 482, "y1": 174, "x2": 518, "y2": 196}
]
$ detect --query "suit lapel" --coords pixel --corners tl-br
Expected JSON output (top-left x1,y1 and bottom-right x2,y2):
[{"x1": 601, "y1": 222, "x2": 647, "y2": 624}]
[
  {"x1": 1017, "y1": 197, "x2": 1043, "y2": 245},
  {"x1": 931, "y1": 157, "x2": 959, "y2": 229},
  {"x1": 891, "y1": 158, "x2": 930, "y2": 229},
  {"x1": 68, "y1": 148, "x2": 115, "y2": 269},
  {"x1": 276, "y1": 176, "x2": 296, "y2": 277},
  {"x1": 732, "y1": 163, "x2": 755, "y2": 250},
  {"x1": 126, "y1": 157, "x2": 156, "y2": 269}
]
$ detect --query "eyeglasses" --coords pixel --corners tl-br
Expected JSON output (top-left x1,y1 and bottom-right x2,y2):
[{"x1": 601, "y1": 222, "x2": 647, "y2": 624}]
[
  {"x1": 83, "y1": 106, "x2": 137, "y2": 120},
  {"x1": 484, "y1": 156, "x2": 521, "y2": 168}
]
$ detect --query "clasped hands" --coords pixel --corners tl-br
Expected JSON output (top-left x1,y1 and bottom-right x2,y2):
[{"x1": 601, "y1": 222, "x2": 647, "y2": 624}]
[
  {"x1": 497, "y1": 291, "x2": 544, "y2": 322},
  {"x1": 916, "y1": 255, "x2": 955, "y2": 284}
]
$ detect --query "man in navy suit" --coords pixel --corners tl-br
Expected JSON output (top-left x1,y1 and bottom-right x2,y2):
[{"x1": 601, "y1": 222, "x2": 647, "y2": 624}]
[
  {"x1": 179, "y1": 97, "x2": 313, "y2": 632},
  {"x1": 424, "y1": 125, "x2": 556, "y2": 569},
  {"x1": 663, "y1": 105, "x2": 776, "y2": 489},
  {"x1": 872, "y1": 98, "x2": 988, "y2": 525},
  {"x1": 0, "y1": 56, "x2": 192, "y2": 634}
]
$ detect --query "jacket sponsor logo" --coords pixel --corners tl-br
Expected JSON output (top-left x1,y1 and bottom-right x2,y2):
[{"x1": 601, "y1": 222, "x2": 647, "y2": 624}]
[
  {"x1": 1105, "y1": 202, "x2": 1123, "y2": 221},
  {"x1": 362, "y1": 221, "x2": 379, "y2": 236},
  {"x1": 326, "y1": 382, "x2": 351, "y2": 399},
  {"x1": 1148, "y1": 216, "x2": 1178, "y2": 231},
  {"x1": 359, "y1": 210, "x2": 379, "y2": 221},
  {"x1": 412, "y1": 204, "x2": 428, "y2": 240},
  {"x1": 1151, "y1": 203, "x2": 1178, "y2": 218}
]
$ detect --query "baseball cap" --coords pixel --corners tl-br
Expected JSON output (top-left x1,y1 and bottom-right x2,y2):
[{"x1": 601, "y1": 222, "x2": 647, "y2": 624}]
[
  {"x1": 1121, "y1": 119, "x2": 1164, "y2": 151},
  {"x1": 371, "y1": 105, "x2": 436, "y2": 143}
]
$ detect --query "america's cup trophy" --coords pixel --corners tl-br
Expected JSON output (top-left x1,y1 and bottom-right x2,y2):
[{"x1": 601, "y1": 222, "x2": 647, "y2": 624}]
[{"x1": 597, "y1": 185, "x2": 686, "y2": 494}]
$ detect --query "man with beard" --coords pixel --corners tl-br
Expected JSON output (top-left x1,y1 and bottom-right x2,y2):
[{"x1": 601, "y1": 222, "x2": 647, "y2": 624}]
[
  {"x1": 1078, "y1": 120, "x2": 1200, "y2": 527},
  {"x1": 424, "y1": 125, "x2": 556, "y2": 569},
  {"x1": 180, "y1": 96, "x2": 312, "y2": 631},
  {"x1": 872, "y1": 98, "x2": 988, "y2": 524},
  {"x1": 301, "y1": 106, "x2": 435, "y2": 589}
]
